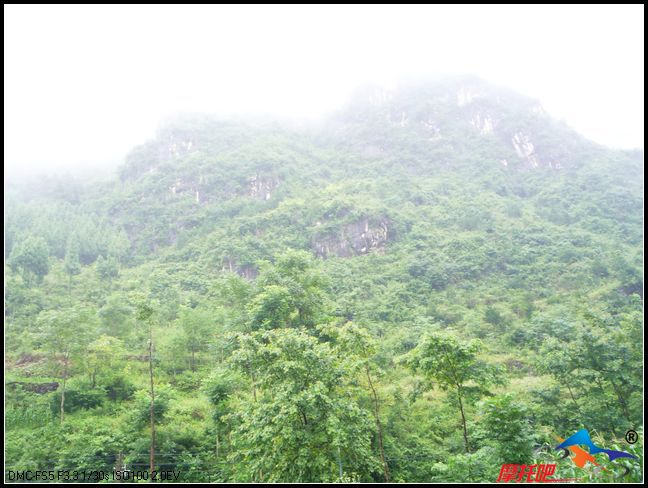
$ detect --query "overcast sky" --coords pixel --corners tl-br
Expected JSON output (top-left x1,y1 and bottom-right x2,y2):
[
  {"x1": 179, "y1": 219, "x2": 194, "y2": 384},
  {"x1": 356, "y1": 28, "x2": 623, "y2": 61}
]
[{"x1": 4, "y1": 5, "x2": 644, "y2": 179}]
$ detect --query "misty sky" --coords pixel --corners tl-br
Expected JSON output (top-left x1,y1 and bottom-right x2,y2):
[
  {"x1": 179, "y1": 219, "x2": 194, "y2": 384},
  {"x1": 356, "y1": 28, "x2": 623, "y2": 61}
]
[{"x1": 4, "y1": 5, "x2": 644, "y2": 179}]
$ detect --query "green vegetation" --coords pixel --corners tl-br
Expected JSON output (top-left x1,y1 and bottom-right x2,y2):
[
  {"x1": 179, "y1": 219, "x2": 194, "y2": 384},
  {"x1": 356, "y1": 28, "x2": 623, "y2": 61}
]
[{"x1": 4, "y1": 78, "x2": 643, "y2": 482}]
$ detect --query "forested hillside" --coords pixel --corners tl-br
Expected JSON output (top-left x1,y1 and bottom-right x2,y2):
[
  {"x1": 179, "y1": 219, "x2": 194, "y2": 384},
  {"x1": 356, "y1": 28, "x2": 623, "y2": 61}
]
[{"x1": 5, "y1": 77, "x2": 644, "y2": 482}]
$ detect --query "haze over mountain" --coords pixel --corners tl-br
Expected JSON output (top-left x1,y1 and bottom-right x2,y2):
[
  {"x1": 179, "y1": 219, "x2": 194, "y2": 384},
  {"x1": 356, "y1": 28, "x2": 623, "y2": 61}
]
[
  {"x1": 4, "y1": 5, "x2": 644, "y2": 483},
  {"x1": 6, "y1": 78, "x2": 642, "y2": 482},
  {"x1": 4, "y1": 5, "x2": 644, "y2": 182}
]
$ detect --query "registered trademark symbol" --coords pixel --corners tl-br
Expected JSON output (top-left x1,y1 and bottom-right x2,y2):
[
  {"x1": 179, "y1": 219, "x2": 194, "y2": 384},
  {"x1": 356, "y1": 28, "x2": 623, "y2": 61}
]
[{"x1": 625, "y1": 430, "x2": 638, "y2": 444}]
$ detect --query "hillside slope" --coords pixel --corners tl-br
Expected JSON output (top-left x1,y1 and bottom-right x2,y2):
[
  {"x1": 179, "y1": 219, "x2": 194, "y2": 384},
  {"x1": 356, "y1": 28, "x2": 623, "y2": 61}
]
[{"x1": 5, "y1": 77, "x2": 644, "y2": 483}]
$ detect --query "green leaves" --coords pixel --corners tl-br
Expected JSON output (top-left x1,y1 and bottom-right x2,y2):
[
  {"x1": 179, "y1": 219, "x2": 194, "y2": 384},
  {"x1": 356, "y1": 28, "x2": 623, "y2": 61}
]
[
  {"x1": 131, "y1": 386, "x2": 174, "y2": 427},
  {"x1": 36, "y1": 305, "x2": 96, "y2": 357},
  {"x1": 404, "y1": 332, "x2": 492, "y2": 390},
  {"x1": 228, "y1": 328, "x2": 377, "y2": 481},
  {"x1": 476, "y1": 394, "x2": 535, "y2": 464},
  {"x1": 248, "y1": 284, "x2": 295, "y2": 329},
  {"x1": 8, "y1": 235, "x2": 50, "y2": 284},
  {"x1": 403, "y1": 331, "x2": 504, "y2": 453},
  {"x1": 246, "y1": 250, "x2": 330, "y2": 331},
  {"x1": 63, "y1": 233, "x2": 81, "y2": 278},
  {"x1": 3, "y1": 80, "x2": 644, "y2": 482}
]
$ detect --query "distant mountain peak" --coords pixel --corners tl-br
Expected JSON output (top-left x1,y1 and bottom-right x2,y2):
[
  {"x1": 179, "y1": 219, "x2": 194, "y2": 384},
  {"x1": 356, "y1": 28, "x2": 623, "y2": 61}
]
[{"x1": 328, "y1": 77, "x2": 591, "y2": 171}]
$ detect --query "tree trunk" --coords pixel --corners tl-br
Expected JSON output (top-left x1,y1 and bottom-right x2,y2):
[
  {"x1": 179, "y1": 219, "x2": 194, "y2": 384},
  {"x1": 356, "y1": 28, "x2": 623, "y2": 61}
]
[
  {"x1": 594, "y1": 376, "x2": 618, "y2": 436},
  {"x1": 60, "y1": 371, "x2": 66, "y2": 423},
  {"x1": 365, "y1": 365, "x2": 390, "y2": 482},
  {"x1": 115, "y1": 452, "x2": 124, "y2": 482},
  {"x1": 565, "y1": 383, "x2": 584, "y2": 418},
  {"x1": 149, "y1": 334, "x2": 156, "y2": 475},
  {"x1": 299, "y1": 409, "x2": 308, "y2": 426},
  {"x1": 249, "y1": 365, "x2": 257, "y2": 402},
  {"x1": 609, "y1": 377, "x2": 632, "y2": 422},
  {"x1": 457, "y1": 387, "x2": 470, "y2": 453},
  {"x1": 60, "y1": 352, "x2": 69, "y2": 424}
]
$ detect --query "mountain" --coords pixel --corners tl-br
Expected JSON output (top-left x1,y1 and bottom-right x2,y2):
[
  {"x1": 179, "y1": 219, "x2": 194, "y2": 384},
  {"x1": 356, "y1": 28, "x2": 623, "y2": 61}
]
[
  {"x1": 5, "y1": 77, "x2": 643, "y2": 482},
  {"x1": 19, "y1": 76, "x2": 637, "y2": 263}
]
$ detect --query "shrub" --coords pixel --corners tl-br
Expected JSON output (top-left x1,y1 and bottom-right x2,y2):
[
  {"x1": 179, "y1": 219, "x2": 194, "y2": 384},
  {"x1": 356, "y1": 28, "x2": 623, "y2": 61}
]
[{"x1": 50, "y1": 388, "x2": 104, "y2": 415}]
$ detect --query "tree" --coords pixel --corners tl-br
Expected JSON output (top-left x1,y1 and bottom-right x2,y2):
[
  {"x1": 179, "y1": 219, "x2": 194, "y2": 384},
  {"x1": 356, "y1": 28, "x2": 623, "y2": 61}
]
[
  {"x1": 84, "y1": 335, "x2": 124, "y2": 388},
  {"x1": 134, "y1": 295, "x2": 156, "y2": 475},
  {"x1": 107, "y1": 229, "x2": 130, "y2": 264},
  {"x1": 98, "y1": 293, "x2": 135, "y2": 337},
  {"x1": 580, "y1": 310, "x2": 641, "y2": 426},
  {"x1": 323, "y1": 322, "x2": 391, "y2": 481},
  {"x1": 484, "y1": 306, "x2": 505, "y2": 326},
  {"x1": 8, "y1": 235, "x2": 50, "y2": 285},
  {"x1": 36, "y1": 306, "x2": 95, "y2": 424},
  {"x1": 404, "y1": 332, "x2": 503, "y2": 453},
  {"x1": 247, "y1": 284, "x2": 294, "y2": 330},
  {"x1": 536, "y1": 336, "x2": 588, "y2": 427},
  {"x1": 178, "y1": 306, "x2": 213, "y2": 371},
  {"x1": 203, "y1": 370, "x2": 237, "y2": 458},
  {"x1": 476, "y1": 394, "x2": 535, "y2": 464},
  {"x1": 64, "y1": 234, "x2": 81, "y2": 293},
  {"x1": 566, "y1": 309, "x2": 643, "y2": 433},
  {"x1": 96, "y1": 255, "x2": 119, "y2": 286},
  {"x1": 228, "y1": 328, "x2": 377, "y2": 482},
  {"x1": 247, "y1": 250, "x2": 330, "y2": 330}
]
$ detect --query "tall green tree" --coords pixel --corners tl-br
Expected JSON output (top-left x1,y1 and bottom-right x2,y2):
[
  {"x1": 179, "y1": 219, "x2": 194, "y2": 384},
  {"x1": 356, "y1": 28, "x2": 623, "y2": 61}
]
[
  {"x1": 248, "y1": 250, "x2": 330, "y2": 330},
  {"x1": 8, "y1": 235, "x2": 50, "y2": 285},
  {"x1": 84, "y1": 335, "x2": 124, "y2": 388},
  {"x1": 64, "y1": 234, "x2": 81, "y2": 293},
  {"x1": 178, "y1": 305, "x2": 213, "y2": 371},
  {"x1": 134, "y1": 295, "x2": 157, "y2": 475},
  {"x1": 36, "y1": 306, "x2": 95, "y2": 424},
  {"x1": 404, "y1": 332, "x2": 503, "y2": 453},
  {"x1": 96, "y1": 255, "x2": 119, "y2": 287},
  {"x1": 228, "y1": 328, "x2": 377, "y2": 482},
  {"x1": 323, "y1": 322, "x2": 391, "y2": 481},
  {"x1": 476, "y1": 394, "x2": 535, "y2": 464}
]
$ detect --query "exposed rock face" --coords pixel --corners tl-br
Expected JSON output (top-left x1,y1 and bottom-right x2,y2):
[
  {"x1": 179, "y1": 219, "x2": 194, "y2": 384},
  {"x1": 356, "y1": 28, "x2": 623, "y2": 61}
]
[
  {"x1": 169, "y1": 179, "x2": 190, "y2": 195},
  {"x1": 422, "y1": 118, "x2": 442, "y2": 140},
  {"x1": 457, "y1": 86, "x2": 480, "y2": 106},
  {"x1": 470, "y1": 113, "x2": 495, "y2": 135},
  {"x1": 247, "y1": 174, "x2": 279, "y2": 200},
  {"x1": 163, "y1": 134, "x2": 195, "y2": 161},
  {"x1": 168, "y1": 178, "x2": 205, "y2": 204},
  {"x1": 512, "y1": 132, "x2": 539, "y2": 168},
  {"x1": 399, "y1": 111, "x2": 409, "y2": 127},
  {"x1": 331, "y1": 79, "x2": 582, "y2": 175},
  {"x1": 367, "y1": 86, "x2": 394, "y2": 107},
  {"x1": 509, "y1": 131, "x2": 563, "y2": 170},
  {"x1": 221, "y1": 258, "x2": 259, "y2": 280},
  {"x1": 237, "y1": 264, "x2": 259, "y2": 280},
  {"x1": 312, "y1": 218, "x2": 390, "y2": 258},
  {"x1": 531, "y1": 104, "x2": 545, "y2": 115}
]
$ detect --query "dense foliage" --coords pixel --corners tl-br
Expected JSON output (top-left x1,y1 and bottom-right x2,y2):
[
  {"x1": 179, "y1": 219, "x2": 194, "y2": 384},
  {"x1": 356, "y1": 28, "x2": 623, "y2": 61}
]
[{"x1": 5, "y1": 77, "x2": 643, "y2": 482}]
